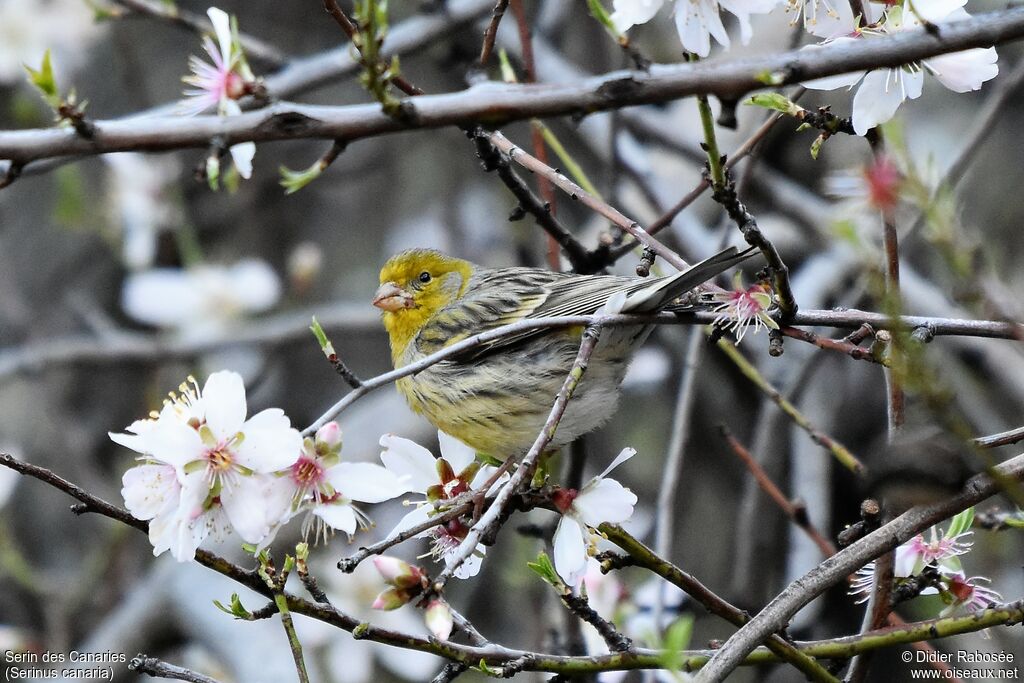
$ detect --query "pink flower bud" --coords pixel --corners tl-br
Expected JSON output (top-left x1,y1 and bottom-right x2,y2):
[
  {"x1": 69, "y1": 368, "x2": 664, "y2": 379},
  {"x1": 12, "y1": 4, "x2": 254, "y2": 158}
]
[
  {"x1": 315, "y1": 422, "x2": 343, "y2": 449},
  {"x1": 373, "y1": 555, "x2": 413, "y2": 583},
  {"x1": 424, "y1": 599, "x2": 453, "y2": 641},
  {"x1": 371, "y1": 587, "x2": 409, "y2": 611}
]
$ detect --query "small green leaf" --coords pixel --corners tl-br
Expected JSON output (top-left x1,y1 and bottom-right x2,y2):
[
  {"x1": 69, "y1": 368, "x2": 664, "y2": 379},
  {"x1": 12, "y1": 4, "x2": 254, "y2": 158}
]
[
  {"x1": 279, "y1": 162, "x2": 323, "y2": 195},
  {"x1": 586, "y1": 0, "x2": 619, "y2": 35},
  {"x1": 658, "y1": 614, "x2": 695, "y2": 674},
  {"x1": 213, "y1": 593, "x2": 253, "y2": 619},
  {"x1": 497, "y1": 48, "x2": 518, "y2": 84},
  {"x1": 945, "y1": 507, "x2": 974, "y2": 539},
  {"x1": 24, "y1": 50, "x2": 59, "y2": 107},
  {"x1": 754, "y1": 70, "x2": 786, "y2": 86},
  {"x1": 809, "y1": 133, "x2": 825, "y2": 159},
  {"x1": 831, "y1": 219, "x2": 861, "y2": 247},
  {"x1": 477, "y1": 659, "x2": 499, "y2": 676},
  {"x1": 746, "y1": 93, "x2": 801, "y2": 116},
  {"x1": 206, "y1": 154, "x2": 221, "y2": 191},
  {"x1": 526, "y1": 551, "x2": 562, "y2": 588},
  {"x1": 309, "y1": 316, "x2": 335, "y2": 354}
]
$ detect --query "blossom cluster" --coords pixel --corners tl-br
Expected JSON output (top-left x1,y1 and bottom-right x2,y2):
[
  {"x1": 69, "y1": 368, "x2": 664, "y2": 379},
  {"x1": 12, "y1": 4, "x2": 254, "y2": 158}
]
[
  {"x1": 112, "y1": 371, "x2": 405, "y2": 561},
  {"x1": 850, "y1": 509, "x2": 1002, "y2": 616},
  {"x1": 609, "y1": 0, "x2": 998, "y2": 135},
  {"x1": 112, "y1": 371, "x2": 639, "y2": 593}
]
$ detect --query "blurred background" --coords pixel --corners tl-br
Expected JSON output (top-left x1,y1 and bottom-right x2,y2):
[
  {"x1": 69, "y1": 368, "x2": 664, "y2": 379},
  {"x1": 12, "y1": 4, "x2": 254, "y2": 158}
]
[{"x1": 1, "y1": 1, "x2": 1023, "y2": 681}]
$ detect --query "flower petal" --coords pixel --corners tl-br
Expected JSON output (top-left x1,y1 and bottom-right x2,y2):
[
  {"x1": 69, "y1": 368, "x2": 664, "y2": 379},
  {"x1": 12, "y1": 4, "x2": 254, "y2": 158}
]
[
  {"x1": 122, "y1": 464, "x2": 180, "y2": 520},
  {"x1": 121, "y1": 270, "x2": 205, "y2": 327},
  {"x1": 207, "y1": 7, "x2": 233, "y2": 66},
  {"x1": 928, "y1": 48, "x2": 998, "y2": 93},
  {"x1": 147, "y1": 421, "x2": 206, "y2": 471},
  {"x1": 851, "y1": 68, "x2": 915, "y2": 136},
  {"x1": 236, "y1": 408, "x2": 302, "y2": 472},
  {"x1": 553, "y1": 516, "x2": 588, "y2": 587},
  {"x1": 227, "y1": 259, "x2": 281, "y2": 313},
  {"x1": 327, "y1": 462, "x2": 406, "y2": 503},
  {"x1": 610, "y1": 0, "x2": 664, "y2": 31},
  {"x1": 220, "y1": 474, "x2": 275, "y2": 543},
  {"x1": 230, "y1": 142, "x2": 256, "y2": 180},
  {"x1": 574, "y1": 478, "x2": 637, "y2": 527},
  {"x1": 597, "y1": 447, "x2": 636, "y2": 480},
  {"x1": 437, "y1": 430, "x2": 477, "y2": 474},
  {"x1": 380, "y1": 434, "x2": 438, "y2": 492},
  {"x1": 386, "y1": 504, "x2": 434, "y2": 541},
  {"x1": 202, "y1": 370, "x2": 247, "y2": 440},
  {"x1": 450, "y1": 544, "x2": 485, "y2": 580},
  {"x1": 314, "y1": 501, "x2": 359, "y2": 535}
]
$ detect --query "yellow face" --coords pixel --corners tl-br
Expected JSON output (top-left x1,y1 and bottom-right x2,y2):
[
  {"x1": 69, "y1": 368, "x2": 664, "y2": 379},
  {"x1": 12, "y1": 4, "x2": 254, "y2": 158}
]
[{"x1": 373, "y1": 249, "x2": 473, "y2": 357}]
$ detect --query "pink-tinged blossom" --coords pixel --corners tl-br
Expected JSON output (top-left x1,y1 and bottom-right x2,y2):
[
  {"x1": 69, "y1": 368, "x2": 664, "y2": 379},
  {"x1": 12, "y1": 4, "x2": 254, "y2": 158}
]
[
  {"x1": 942, "y1": 574, "x2": 1002, "y2": 615},
  {"x1": 371, "y1": 556, "x2": 429, "y2": 610},
  {"x1": 552, "y1": 448, "x2": 638, "y2": 587},
  {"x1": 179, "y1": 7, "x2": 257, "y2": 178},
  {"x1": 380, "y1": 431, "x2": 509, "y2": 580},
  {"x1": 708, "y1": 277, "x2": 779, "y2": 343},
  {"x1": 266, "y1": 421, "x2": 406, "y2": 544},
  {"x1": 849, "y1": 514, "x2": 992, "y2": 614},
  {"x1": 111, "y1": 371, "x2": 302, "y2": 561},
  {"x1": 803, "y1": 4, "x2": 998, "y2": 135},
  {"x1": 893, "y1": 526, "x2": 972, "y2": 578},
  {"x1": 610, "y1": 0, "x2": 782, "y2": 58}
]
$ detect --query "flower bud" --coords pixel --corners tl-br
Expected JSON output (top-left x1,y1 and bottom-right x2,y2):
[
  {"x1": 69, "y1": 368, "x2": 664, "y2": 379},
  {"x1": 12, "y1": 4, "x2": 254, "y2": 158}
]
[
  {"x1": 424, "y1": 599, "x2": 453, "y2": 641},
  {"x1": 372, "y1": 557, "x2": 415, "y2": 581},
  {"x1": 372, "y1": 587, "x2": 409, "y2": 611},
  {"x1": 315, "y1": 422, "x2": 343, "y2": 450}
]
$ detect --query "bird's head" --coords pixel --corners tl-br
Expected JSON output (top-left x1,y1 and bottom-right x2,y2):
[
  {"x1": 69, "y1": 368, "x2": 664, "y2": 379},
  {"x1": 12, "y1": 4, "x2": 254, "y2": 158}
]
[{"x1": 374, "y1": 249, "x2": 474, "y2": 355}]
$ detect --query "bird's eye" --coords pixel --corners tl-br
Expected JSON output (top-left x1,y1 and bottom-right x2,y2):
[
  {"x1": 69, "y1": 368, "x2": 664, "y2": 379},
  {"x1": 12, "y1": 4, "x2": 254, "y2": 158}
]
[{"x1": 418, "y1": 271, "x2": 432, "y2": 284}]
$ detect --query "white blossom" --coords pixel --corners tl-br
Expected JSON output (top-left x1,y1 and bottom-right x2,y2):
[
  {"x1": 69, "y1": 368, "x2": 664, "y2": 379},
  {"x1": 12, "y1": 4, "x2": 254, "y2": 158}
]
[
  {"x1": 803, "y1": 4, "x2": 998, "y2": 135},
  {"x1": 611, "y1": 0, "x2": 783, "y2": 58},
  {"x1": 112, "y1": 371, "x2": 302, "y2": 560},
  {"x1": 121, "y1": 259, "x2": 281, "y2": 333},
  {"x1": 552, "y1": 448, "x2": 638, "y2": 586},
  {"x1": 380, "y1": 431, "x2": 507, "y2": 579}
]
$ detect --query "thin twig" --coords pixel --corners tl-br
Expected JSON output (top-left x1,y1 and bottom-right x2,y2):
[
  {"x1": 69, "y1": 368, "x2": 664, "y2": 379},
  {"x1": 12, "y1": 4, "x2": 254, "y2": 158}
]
[
  {"x1": 602, "y1": 525, "x2": 840, "y2": 683},
  {"x1": 337, "y1": 502, "x2": 471, "y2": 572},
  {"x1": 716, "y1": 339, "x2": 865, "y2": 474},
  {"x1": 559, "y1": 588, "x2": 633, "y2": 653},
  {"x1": 433, "y1": 324, "x2": 604, "y2": 588},
  {"x1": 654, "y1": 328, "x2": 703, "y2": 625},
  {"x1": 130, "y1": 654, "x2": 223, "y2": 683},
  {"x1": 693, "y1": 454, "x2": 1024, "y2": 681},
  {"x1": 975, "y1": 425, "x2": 1024, "y2": 449},
  {"x1": 7, "y1": 453, "x2": 1010, "y2": 677},
  {"x1": 711, "y1": 170, "x2": 798, "y2": 319},
  {"x1": 781, "y1": 326, "x2": 886, "y2": 365},
  {"x1": 719, "y1": 426, "x2": 835, "y2": 558},
  {"x1": 487, "y1": 132, "x2": 693, "y2": 272},
  {"x1": 472, "y1": 131, "x2": 596, "y2": 272},
  {"x1": 479, "y1": 0, "x2": 511, "y2": 65}
]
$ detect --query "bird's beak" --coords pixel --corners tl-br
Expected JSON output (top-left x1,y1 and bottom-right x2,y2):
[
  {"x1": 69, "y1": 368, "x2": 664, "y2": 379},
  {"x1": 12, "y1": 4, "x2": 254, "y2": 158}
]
[{"x1": 373, "y1": 282, "x2": 414, "y2": 312}]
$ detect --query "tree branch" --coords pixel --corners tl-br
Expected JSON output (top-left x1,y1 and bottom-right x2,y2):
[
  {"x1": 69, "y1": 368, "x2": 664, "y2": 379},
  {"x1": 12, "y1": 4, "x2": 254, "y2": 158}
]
[{"x1": 5, "y1": 8, "x2": 1024, "y2": 167}]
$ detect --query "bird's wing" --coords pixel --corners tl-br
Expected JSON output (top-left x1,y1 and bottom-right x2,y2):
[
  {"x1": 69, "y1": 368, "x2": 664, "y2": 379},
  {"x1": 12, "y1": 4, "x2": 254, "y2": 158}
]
[{"x1": 428, "y1": 246, "x2": 756, "y2": 362}]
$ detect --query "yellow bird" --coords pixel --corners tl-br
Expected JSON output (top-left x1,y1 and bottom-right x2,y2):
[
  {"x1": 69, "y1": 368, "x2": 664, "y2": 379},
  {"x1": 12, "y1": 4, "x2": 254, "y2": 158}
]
[{"x1": 373, "y1": 247, "x2": 755, "y2": 457}]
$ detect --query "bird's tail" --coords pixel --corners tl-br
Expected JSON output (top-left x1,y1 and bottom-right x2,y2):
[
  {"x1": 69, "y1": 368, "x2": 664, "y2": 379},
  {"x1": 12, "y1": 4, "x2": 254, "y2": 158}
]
[{"x1": 623, "y1": 245, "x2": 759, "y2": 313}]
